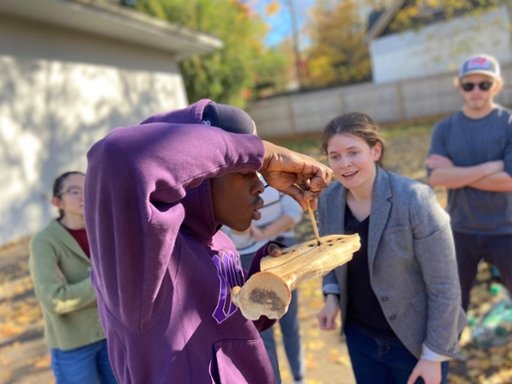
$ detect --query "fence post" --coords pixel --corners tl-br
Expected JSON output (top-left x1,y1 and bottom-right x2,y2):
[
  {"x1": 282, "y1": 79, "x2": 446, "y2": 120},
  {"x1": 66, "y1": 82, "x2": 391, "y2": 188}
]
[
  {"x1": 286, "y1": 98, "x2": 297, "y2": 137},
  {"x1": 396, "y1": 82, "x2": 405, "y2": 121}
]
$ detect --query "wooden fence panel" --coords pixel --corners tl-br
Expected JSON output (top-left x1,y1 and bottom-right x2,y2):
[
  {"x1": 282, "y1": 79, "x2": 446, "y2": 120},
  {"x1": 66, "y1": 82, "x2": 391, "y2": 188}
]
[{"x1": 246, "y1": 63, "x2": 512, "y2": 139}]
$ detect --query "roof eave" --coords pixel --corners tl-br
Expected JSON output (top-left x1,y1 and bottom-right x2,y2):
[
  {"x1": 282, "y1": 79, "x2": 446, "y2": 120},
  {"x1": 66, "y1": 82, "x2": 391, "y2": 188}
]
[{"x1": 0, "y1": 0, "x2": 223, "y2": 58}]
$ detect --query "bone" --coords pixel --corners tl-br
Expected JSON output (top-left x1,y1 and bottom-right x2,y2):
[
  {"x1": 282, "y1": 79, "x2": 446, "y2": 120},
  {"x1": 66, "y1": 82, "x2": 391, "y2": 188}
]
[{"x1": 232, "y1": 234, "x2": 361, "y2": 320}]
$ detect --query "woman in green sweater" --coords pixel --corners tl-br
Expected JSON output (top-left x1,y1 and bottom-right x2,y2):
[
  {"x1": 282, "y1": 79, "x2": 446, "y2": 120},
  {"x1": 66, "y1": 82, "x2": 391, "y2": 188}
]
[{"x1": 29, "y1": 171, "x2": 117, "y2": 384}]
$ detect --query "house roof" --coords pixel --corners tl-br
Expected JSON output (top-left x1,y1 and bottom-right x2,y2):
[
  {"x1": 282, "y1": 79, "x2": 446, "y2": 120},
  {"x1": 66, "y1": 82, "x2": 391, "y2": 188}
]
[
  {"x1": 366, "y1": 0, "x2": 406, "y2": 41},
  {"x1": 0, "y1": 0, "x2": 223, "y2": 58}
]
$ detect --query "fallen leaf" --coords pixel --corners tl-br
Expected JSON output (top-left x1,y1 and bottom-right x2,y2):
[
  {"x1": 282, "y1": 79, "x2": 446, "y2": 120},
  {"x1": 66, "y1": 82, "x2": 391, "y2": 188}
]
[
  {"x1": 336, "y1": 355, "x2": 351, "y2": 367},
  {"x1": 34, "y1": 354, "x2": 51, "y2": 369},
  {"x1": 305, "y1": 352, "x2": 317, "y2": 370}
]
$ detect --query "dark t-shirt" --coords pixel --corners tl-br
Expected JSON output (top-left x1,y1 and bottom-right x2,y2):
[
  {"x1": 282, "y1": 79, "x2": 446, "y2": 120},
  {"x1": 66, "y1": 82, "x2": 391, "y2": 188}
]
[
  {"x1": 344, "y1": 205, "x2": 397, "y2": 339},
  {"x1": 428, "y1": 107, "x2": 512, "y2": 234}
]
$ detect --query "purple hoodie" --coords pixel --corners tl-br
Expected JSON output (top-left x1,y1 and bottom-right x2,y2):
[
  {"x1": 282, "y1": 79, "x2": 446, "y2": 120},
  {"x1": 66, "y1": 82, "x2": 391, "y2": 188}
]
[{"x1": 84, "y1": 99, "x2": 276, "y2": 383}]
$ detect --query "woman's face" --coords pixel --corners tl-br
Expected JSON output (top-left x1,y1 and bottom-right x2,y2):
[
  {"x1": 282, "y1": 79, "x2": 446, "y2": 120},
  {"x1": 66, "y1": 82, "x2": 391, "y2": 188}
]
[
  {"x1": 326, "y1": 133, "x2": 381, "y2": 192},
  {"x1": 52, "y1": 174, "x2": 85, "y2": 218}
]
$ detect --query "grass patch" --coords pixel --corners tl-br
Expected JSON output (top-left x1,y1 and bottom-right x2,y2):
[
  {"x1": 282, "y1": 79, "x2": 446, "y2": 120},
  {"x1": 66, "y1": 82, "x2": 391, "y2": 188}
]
[
  {"x1": 380, "y1": 123, "x2": 434, "y2": 140},
  {"x1": 274, "y1": 136, "x2": 322, "y2": 153},
  {"x1": 272, "y1": 120, "x2": 437, "y2": 153}
]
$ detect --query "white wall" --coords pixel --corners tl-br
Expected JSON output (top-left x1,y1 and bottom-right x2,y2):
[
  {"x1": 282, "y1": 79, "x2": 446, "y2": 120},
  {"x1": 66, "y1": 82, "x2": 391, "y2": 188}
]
[
  {"x1": 0, "y1": 14, "x2": 188, "y2": 245},
  {"x1": 371, "y1": 5, "x2": 512, "y2": 84}
]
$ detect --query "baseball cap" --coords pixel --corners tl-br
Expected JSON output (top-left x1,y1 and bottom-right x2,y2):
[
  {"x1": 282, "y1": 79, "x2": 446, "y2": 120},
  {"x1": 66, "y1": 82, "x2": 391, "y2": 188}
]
[
  {"x1": 459, "y1": 55, "x2": 500, "y2": 79},
  {"x1": 201, "y1": 102, "x2": 255, "y2": 134}
]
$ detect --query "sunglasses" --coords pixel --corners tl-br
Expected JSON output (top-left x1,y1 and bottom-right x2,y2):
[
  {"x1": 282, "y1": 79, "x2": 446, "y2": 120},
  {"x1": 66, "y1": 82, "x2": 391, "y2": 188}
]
[{"x1": 460, "y1": 81, "x2": 493, "y2": 92}]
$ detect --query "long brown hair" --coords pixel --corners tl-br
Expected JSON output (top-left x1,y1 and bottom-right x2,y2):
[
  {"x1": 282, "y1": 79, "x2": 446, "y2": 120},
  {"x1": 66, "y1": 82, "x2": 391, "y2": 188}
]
[{"x1": 322, "y1": 112, "x2": 385, "y2": 167}]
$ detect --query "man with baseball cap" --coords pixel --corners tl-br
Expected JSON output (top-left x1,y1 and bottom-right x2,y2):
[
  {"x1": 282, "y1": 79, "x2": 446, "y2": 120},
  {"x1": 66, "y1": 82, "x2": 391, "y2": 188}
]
[{"x1": 427, "y1": 54, "x2": 512, "y2": 312}]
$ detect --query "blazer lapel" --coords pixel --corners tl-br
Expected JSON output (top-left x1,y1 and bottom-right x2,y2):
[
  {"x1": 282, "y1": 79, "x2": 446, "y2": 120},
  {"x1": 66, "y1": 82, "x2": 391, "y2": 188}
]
[
  {"x1": 367, "y1": 167, "x2": 392, "y2": 271},
  {"x1": 326, "y1": 184, "x2": 347, "y2": 236}
]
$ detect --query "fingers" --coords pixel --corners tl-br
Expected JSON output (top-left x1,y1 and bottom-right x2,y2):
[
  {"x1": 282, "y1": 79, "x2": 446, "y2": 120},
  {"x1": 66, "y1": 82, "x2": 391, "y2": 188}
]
[
  {"x1": 317, "y1": 306, "x2": 338, "y2": 330},
  {"x1": 407, "y1": 360, "x2": 440, "y2": 384},
  {"x1": 317, "y1": 313, "x2": 336, "y2": 330},
  {"x1": 273, "y1": 185, "x2": 318, "y2": 211},
  {"x1": 307, "y1": 198, "x2": 318, "y2": 211},
  {"x1": 306, "y1": 162, "x2": 333, "y2": 193},
  {"x1": 261, "y1": 141, "x2": 277, "y2": 171},
  {"x1": 277, "y1": 183, "x2": 307, "y2": 210},
  {"x1": 317, "y1": 313, "x2": 329, "y2": 330},
  {"x1": 273, "y1": 183, "x2": 320, "y2": 211},
  {"x1": 267, "y1": 243, "x2": 282, "y2": 257},
  {"x1": 262, "y1": 172, "x2": 328, "y2": 211},
  {"x1": 406, "y1": 370, "x2": 419, "y2": 384},
  {"x1": 407, "y1": 363, "x2": 422, "y2": 384},
  {"x1": 260, "y1": 141, "x2": 332, "y2": 204}
]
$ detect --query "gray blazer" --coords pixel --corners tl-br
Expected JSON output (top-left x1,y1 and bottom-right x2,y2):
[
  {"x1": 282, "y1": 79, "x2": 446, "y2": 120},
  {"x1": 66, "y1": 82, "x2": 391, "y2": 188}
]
[{"x1": 320, "y1": 167, "x2": 467, "y2": 359}]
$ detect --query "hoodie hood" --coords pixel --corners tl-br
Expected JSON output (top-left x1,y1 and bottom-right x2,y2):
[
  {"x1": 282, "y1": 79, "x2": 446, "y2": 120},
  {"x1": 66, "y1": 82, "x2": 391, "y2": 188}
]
[
  {"x1": 142, "y1": 99, "x2": 218, "y2": 245},
  {"x1": 141, "y1": 98, "x2": 211, "y2": 127}
]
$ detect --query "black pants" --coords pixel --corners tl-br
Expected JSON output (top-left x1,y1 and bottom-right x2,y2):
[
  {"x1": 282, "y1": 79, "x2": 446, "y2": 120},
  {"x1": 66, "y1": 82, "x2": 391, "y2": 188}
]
[{"x1": 453, "y1": 231, "x2": 512, "y2": 312}]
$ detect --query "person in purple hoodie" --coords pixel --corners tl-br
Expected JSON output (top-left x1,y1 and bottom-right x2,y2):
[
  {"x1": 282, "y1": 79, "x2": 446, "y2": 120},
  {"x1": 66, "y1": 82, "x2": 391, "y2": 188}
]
[{"x1": 84, "y1": 99, "x2": 332, "y2": 384}]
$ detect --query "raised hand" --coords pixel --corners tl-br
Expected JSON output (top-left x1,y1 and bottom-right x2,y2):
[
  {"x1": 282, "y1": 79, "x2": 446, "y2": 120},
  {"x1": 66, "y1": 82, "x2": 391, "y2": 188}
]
[{"x1": 260, "y1": 141, "x2": 332, "y2": 210}]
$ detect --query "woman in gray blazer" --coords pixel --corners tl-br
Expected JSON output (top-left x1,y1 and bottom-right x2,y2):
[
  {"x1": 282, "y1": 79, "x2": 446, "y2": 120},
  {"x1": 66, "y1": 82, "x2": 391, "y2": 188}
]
[{"x1": 317, "y1": 113, "x2": 466, "y2": 384}]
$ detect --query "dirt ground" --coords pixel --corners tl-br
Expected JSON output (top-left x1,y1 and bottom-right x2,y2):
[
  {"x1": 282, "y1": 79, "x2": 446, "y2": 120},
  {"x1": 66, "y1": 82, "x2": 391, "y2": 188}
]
[{"x1": 1, "y1": 123, "x2": 512, "y2": 383}]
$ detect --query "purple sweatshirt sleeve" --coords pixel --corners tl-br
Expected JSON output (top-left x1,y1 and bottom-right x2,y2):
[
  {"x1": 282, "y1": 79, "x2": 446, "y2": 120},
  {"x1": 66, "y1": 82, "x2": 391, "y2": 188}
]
[{"x1": 84, "y1": 123, "x2": 264, "y2": 331}]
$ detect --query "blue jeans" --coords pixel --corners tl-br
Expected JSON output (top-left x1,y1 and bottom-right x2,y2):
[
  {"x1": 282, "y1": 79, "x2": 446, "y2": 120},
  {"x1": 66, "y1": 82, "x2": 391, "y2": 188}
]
[
  {"x1": 241, "y1": 237, "x2": 304, "y2": 383},
  {"x1": 261, "y1": 289, "x2": 304, "y2": 383},
  {"x1": 345, "y1": 322, "x2": 449, "y2": 384},
  {"x1": 50, "y1": 339, "x2": 117, "y2": 384}
]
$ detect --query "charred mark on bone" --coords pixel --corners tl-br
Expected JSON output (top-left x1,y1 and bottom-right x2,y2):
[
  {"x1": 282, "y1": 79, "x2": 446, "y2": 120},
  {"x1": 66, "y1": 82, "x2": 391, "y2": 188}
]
[{"x1": 249, "y1": 289, "x2": 284, "y2": 312}]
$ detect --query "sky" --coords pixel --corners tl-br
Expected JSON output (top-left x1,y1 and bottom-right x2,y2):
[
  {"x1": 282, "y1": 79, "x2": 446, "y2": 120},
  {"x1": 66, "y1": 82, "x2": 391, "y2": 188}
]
[
  {"x1": 248, "y1": 0, "x2": 316, "y2": 48},
  {"x1": 248, "y1": 0, "x2": 380, "y2": 48}
]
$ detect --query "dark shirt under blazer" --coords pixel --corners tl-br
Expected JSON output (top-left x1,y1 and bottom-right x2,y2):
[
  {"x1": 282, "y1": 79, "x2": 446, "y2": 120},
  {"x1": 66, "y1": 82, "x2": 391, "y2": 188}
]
[{"x1": 320, "y1": 167, "x2": 467, "y2": 359}]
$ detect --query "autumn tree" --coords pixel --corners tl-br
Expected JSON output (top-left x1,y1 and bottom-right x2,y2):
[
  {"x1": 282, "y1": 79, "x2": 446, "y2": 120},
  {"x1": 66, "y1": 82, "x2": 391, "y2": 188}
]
[
  {"x1": 305, "y1": 0, "x2": 372, "y2": 88},
  {"x1": 252, "y1": 45, "x2": 291, "y2": 98},
  {"x1": 370, "y1": 0, "x2": 506, "y2": 67},
  {"x1": 127, "y1": 0, "x2": 287, "y2": 106},
  {"x1": 389, "y1": 0, "x2": 501, "y2": 32},
  {"x1": 238, "y1": 0, "x2": 292, "y2": 98}
]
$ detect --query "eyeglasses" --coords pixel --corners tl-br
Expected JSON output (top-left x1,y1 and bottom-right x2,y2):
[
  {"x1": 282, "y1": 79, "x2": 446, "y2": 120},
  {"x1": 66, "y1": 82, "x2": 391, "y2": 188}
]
[
  {"x1": 460, "y1": 81, "x2": 493, "y2": 92},
  {"x1": 59, "y1": 187, "x2": 83, "y2": 198}
]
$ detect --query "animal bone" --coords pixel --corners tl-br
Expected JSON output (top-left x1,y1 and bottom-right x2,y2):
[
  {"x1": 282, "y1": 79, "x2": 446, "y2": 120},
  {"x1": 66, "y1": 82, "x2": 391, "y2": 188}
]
[{"x1": 232, "y1": 234, "x2": 360, "y2": 320}]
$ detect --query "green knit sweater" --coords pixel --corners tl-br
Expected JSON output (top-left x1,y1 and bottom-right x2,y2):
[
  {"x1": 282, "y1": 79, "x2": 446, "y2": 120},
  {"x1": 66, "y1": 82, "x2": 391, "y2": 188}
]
[{"x1": 29, "y1": 219, "x2": 105, "y2": 350}]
